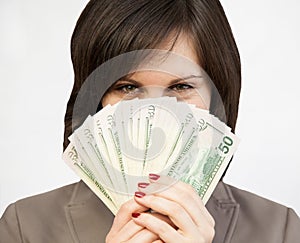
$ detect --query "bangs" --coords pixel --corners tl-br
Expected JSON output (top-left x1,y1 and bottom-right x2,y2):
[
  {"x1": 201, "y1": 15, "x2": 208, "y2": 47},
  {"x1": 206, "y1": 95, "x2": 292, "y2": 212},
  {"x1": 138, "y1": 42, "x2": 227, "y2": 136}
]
[{"x1": 71, "y1": 0, "x2": 192, "y2": 83}]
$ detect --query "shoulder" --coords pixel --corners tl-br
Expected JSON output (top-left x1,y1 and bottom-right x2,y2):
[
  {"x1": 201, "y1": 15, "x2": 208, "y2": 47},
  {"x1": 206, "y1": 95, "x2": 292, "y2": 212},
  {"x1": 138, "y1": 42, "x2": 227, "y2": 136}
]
[
  {"x1": 0, "y1": 182, "x2": 80, "y2": 243},
  {"x1": 13, "y1": 182, "x2": 78, "y2": 213},
  {"x1": 224, "y1": 183, "x2": 300, "y2": 242},
  {"x1": 227, "y1": 183, "x2": 299, "y2": 218},
  {"x1": 227, "y1": 183, "x2": 289, "y2": 212},
  {"x1": 6, "y1": 182, "x2": 80, "y2": 228},
  {"x1": 1, "y1": 181, "x2": 78, "y2": 218}
]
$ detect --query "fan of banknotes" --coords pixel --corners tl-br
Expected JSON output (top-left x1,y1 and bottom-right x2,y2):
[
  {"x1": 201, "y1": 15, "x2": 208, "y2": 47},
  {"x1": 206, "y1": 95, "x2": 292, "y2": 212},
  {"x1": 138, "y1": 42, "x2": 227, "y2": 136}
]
[{"x1": 63, "y1": 97, "x2": 239, "y2": 215}]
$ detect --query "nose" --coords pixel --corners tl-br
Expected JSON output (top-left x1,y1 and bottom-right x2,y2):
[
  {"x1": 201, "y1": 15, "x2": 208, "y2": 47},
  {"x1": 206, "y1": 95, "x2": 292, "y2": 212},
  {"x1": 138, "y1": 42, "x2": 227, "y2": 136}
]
[
  {"x1": 137, "y1": 86, "x2": 184, "y2": 101},
  {"x1": 140, "y1": 86, "x2": 166, "y2": 98}
]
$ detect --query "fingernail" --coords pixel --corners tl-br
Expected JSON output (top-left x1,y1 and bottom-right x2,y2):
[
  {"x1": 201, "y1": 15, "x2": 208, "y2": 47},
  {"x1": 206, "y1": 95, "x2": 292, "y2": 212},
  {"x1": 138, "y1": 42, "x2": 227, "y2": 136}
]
[
  {"x1": 138, "y1": 182, "x2": 149, "y2": 188},
  {"x1": 149, "y1": 173, "x2": 160, "y2": 181},
  {"x1": 132, "y1": 212, "x2": 140, "y2": 218},
  {"x1": 135, "y1": 191, "x2": 146, "y2": 198}
]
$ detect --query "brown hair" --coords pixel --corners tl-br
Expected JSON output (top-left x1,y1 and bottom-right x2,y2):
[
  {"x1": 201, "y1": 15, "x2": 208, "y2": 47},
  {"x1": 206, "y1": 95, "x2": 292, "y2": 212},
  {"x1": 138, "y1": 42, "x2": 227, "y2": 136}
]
[{"x1": 64, "y1": 0, "x2": 241, "y2": 150}]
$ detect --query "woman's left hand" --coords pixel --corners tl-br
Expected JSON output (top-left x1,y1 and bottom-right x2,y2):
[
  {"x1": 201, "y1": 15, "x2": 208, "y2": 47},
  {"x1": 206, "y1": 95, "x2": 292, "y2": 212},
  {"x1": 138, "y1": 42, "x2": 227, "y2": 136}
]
[{"x1": 132, "y1": 174, "x2": 215, "y2": 243}]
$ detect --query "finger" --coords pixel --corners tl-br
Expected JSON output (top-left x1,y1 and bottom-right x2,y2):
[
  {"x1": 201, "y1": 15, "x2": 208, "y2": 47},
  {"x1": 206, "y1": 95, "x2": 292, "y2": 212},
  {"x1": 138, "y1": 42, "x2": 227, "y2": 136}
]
[
  {"x1": 140, "y1": 175, "x2": 215, "y2": 227},
  {"x1": 148, "y1": 173, "x2": 177, "y2": 186},
  {"x1": 108, "y1": 219, "x2": 143, "y2": 242},
  {"x1": 117, "y1": 213, "x2": 174, "y2": 243},
  {"x1": 127, "y1": 228, "x2": 159, "y2": 243},
  {"x1": 150, "y1": 212, "x2": 177, "y2": 229},
  {"x1": 134, "y1": 192, "x2": 196, "y2": 234},
  {"x1": 147, "y1": 175, "x2": 202, "y2": 208},
  {"x1": 153, "y1": 176, "x2": 207, "y2": 211},
  {"x1": 131, "y1": 212, "x2": 184, "y2": 242},
  {"x1": 107, "y1": 199, "x2": 149, "y2": 239},
  {"x1": 160, "y1": 178, "x2": 215, "y2": 227}
]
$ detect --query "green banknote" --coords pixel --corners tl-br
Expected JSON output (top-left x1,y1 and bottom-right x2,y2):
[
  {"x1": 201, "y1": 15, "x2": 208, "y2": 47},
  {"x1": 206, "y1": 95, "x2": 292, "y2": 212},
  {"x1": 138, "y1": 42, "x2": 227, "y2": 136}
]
[{"x1": 63, "y1": 97, "x2": 239, "y2": 215}]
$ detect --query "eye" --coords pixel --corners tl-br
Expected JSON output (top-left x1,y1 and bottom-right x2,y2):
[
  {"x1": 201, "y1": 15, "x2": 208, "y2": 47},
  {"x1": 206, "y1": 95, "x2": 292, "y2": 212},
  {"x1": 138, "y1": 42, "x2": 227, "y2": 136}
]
[
  {"x1": 169, "y1": 83, "x2": 194, "y2": 91},
  {"x1": 116, "y1": 84, "x2": 138, "y2": 93}
]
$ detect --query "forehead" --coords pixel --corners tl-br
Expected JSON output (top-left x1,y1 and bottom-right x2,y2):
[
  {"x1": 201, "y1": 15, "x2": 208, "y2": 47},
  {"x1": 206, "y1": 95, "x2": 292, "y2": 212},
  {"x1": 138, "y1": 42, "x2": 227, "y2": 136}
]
[
  {"x1": 160, "y1": 32, "x2": 200, "y2": 65},
  {"x1": 121, "y1": 71, "x2": 186, "y2": 86},
  {"x1": 117, "y1": 33, "x2": 202, "y2": 86}
]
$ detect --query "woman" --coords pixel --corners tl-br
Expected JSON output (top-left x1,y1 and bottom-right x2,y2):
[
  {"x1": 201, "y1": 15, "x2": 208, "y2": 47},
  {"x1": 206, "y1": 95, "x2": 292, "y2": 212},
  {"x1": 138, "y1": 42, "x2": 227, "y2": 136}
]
[{"x1": 1, "y1": 0, "x2": 299, "y2": 242}]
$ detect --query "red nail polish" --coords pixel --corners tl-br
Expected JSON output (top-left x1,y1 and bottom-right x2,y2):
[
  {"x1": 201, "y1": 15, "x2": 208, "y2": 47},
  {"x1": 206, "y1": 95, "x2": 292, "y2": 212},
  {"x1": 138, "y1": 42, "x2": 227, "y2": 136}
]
[
  {"x1": 149, "y1": 173, "x2": 160, "y2": 180},
  {"x1": 138, "y1": 182, "x2": 149, "y2": 188},
  {"x1": 132, "y1": 212, "x2": 140, "y2": 218},
  {"x1": 135, "y1": 191, "x2": 146, "y2": 198}
]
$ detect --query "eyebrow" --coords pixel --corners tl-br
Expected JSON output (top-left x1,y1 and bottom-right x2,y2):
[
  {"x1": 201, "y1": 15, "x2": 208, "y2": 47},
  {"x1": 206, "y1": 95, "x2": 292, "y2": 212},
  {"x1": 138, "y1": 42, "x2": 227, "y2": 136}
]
[{"x1": 118, "y1": 75, "x2": 203, "y2": 86}]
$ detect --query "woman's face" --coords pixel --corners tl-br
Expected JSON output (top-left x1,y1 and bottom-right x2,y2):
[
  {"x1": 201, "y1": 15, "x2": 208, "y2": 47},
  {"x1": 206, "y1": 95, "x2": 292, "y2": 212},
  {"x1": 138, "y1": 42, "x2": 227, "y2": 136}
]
[{"x1": 101, "y1": 33, "x2": 211, "y2": 109}]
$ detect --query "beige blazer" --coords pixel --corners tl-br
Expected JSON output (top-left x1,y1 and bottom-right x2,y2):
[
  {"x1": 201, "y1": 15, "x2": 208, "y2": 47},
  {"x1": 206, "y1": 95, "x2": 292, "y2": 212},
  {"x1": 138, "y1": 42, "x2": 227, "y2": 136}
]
[{"x1": 1, "y1": 181, "x2": 299, "y2": 243}]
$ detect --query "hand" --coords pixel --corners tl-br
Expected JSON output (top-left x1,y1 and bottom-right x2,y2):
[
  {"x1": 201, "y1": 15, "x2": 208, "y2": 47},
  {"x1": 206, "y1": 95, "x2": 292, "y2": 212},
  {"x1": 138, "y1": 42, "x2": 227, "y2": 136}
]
[
  {"x1": 131, "y1": 174, "x2": 215, "y2": 243},
  {"x1": 106, "y1": 198, "x2": 174, "y2": 242}
]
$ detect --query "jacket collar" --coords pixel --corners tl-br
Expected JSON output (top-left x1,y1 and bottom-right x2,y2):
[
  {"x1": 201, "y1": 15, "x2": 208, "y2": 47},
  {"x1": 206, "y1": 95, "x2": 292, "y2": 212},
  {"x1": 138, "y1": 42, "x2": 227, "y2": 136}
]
[
  {"x1": 65, "y1": 180, "x2": 239, "y2": 243},
  {"x1": 64, "y1": 181, "x2": 114, "y2": 243},
  {"x1": 206, "y1": 181, "x2": 240, "y2": 243}
]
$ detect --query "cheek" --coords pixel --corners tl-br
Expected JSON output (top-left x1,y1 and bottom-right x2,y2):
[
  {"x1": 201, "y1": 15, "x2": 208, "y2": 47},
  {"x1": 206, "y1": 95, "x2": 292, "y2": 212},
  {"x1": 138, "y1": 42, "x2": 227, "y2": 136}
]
[
  {"x1": 187, "y1": 96, "x2": 210, "y2": 110},
  {"x1": 183, "y1": 90, "x2": 211, "y2": 110},
  {"x1": 191, "y1": 84, "x2": 211, "y2": 110},
  {"x1": 101, "y1": 93, "x2": 123, "y2": 107}
]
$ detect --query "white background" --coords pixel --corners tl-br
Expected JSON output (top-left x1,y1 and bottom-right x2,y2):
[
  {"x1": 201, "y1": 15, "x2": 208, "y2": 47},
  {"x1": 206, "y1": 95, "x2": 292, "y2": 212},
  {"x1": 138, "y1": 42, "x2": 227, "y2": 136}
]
[{"x1": 0, "y1": 0, "x2": 299, "y2": 217}]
